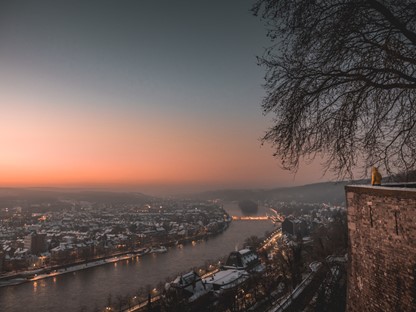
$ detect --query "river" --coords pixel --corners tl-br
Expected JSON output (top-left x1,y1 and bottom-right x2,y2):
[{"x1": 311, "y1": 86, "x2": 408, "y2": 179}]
[{"x1": 0, "y1": 202, "x2": 275, "y2": 312}]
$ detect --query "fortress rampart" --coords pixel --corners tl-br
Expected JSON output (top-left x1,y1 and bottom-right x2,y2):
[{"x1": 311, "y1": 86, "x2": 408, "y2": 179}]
[{"x1": 346, "y1": 185, "x2": 416, "y2": 312}]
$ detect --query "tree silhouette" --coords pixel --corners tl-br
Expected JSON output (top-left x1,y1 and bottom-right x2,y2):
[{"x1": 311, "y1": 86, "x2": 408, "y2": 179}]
[{"x1": 253, "y1": 0, "x2": 416, "y2": 178}]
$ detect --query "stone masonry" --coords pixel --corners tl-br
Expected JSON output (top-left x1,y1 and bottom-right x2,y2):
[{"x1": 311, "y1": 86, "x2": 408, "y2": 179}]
[{"x1": 346, "y1": 185, "x2": 416, "y2": 312}]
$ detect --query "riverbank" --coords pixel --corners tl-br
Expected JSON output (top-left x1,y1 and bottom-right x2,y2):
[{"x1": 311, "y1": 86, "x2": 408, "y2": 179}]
[
  {"x1": 0, "y1": 218, "x2": 274, "y2": 312},
  {"x1": 0, "y1": 249, "x2": 149, "y2": 288},
  {"x1": 0, "y1": 220, "x2": 231, "y2": 288}
]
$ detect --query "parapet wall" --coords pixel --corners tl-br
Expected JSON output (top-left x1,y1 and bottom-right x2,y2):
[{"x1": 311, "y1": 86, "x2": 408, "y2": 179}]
[{"x1": 346, "y1": 185, "x2": 416, "y2": 312}]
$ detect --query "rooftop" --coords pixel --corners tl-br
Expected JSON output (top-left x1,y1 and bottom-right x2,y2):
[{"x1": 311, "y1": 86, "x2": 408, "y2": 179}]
[{"x1": 204, "y1": 269, "x2": 248, "y2": 286}]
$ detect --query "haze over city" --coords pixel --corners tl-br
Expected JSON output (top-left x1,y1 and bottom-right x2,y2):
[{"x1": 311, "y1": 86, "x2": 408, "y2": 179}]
[{"x1": 0, "y1": 0, "x2": 326, "y2": 195}]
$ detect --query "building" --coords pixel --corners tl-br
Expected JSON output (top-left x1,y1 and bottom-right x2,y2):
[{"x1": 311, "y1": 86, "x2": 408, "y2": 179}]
[
  {"x1": 203, "y1": 269, "x2": 249, "y2": 293},
  {"x1": 223, "y1": 249, "x2": 262, "y2": 272},
  {"x1": 24, "y1": 232, "x2": 47, "y2": 255},
  {"x1": 346, "y1": 184, "x2": 416, "y2": 312},
  {"x1": 170, "y1": 271, "x2": 212, "y2": 303},
  {"x1": 282, "y1": 218, "x2": 307, "y2": 237}
]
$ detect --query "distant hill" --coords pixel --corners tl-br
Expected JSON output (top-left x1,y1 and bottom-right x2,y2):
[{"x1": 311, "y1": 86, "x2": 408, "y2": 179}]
[
  {"x1": 0, "y1": 187, "x2": 153, "y2": 207},
  {"x1": 191, "y1": 181, "x2": 368, "y2": 204},
  {"x1": 0, "y1": 180, "x2": 371, "y2": 207}
]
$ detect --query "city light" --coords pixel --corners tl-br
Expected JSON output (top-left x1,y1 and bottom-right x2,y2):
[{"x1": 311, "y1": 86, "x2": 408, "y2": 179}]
[{"x1": 231, "y1": 216, "x2": 270, "y2": 221}]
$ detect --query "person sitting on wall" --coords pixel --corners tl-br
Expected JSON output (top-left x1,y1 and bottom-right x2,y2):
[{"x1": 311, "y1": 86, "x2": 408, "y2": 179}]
[{"x1": 371, "y1": 167, "x2": 382, "y2": 186}]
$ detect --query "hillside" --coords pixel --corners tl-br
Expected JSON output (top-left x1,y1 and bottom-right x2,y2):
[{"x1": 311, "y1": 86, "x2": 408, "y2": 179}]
[
  {"x1": 0, "y1": 187, "x2": 153, "y2": 207},
  {"x1": 191, "y1": 181, "x2": 364, "y2": 205},
  {"x1": 0, "y1": 180, "x2": 370, "y2": 207}
]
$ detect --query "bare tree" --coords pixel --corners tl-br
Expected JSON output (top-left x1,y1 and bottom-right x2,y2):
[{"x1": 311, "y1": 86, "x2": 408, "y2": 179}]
[
  {"x1": 253, "y1": 0, "x2": 416, "y2": 178},
  {"x1": 243, "y1": 235, "x2": 262, "y2": 249}
]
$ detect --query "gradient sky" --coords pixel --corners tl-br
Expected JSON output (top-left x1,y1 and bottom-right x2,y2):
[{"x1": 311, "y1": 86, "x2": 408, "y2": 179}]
[{"x1": 0, "y1": 0, "x2": 326, "y2": 195}]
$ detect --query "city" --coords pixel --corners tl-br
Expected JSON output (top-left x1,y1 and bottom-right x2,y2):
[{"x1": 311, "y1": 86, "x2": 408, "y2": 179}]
[
  {"x1": 0, "y1": 189, "x2": 348, "y2": 311},
  {"x1": 0, "y1": 197, "x2": 231, "y2": 275},
  {"x1": 1, "y1": 0, "x2": 415, "y2": 311}
]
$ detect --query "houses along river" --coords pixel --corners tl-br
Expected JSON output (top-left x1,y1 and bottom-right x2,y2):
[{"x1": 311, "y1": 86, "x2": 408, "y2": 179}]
[{"x1": 0, "y1": 203, "x2": 275, "y2": 312}]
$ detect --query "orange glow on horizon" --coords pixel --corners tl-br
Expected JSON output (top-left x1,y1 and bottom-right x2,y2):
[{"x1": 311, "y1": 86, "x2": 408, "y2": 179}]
[{"x1": 0, "y1": 92, "x2": 325, "y2": 193}]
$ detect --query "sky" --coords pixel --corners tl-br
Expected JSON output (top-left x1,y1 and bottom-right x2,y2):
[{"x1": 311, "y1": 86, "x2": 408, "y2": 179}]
[{"x1": 0, "y1": 0, "x2": 326, "y2": 195}]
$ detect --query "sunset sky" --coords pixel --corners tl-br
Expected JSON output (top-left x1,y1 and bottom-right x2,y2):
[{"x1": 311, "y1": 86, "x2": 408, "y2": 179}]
[{"x1": 0, "y1": 0, "x2": 327, "y2": 195}]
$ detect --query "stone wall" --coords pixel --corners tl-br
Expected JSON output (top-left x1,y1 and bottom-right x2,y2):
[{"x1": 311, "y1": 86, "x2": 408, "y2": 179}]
[{"x1": 346, "y1": 185, "x2": 416, "y2": 312}]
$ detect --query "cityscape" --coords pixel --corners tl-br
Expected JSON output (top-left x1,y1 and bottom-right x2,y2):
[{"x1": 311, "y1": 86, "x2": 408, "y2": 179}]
[
  {"x1": 1, "y1": 0, "x2": 415, "y2": 311},
  {"x1": 0, "y1": 188, "x2": 347, "y2": 311}
]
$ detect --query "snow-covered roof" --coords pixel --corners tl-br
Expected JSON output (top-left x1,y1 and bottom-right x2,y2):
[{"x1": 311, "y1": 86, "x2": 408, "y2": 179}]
[
  {"x1": 203, "y1": 269, "x2": 248, "y2": 289},
  {"x1": 239, "y1": 249, "x2": 251, "y2": 255},
  {"x1": 171, "y1": 271, "x2": 213, "y2": 302}
]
